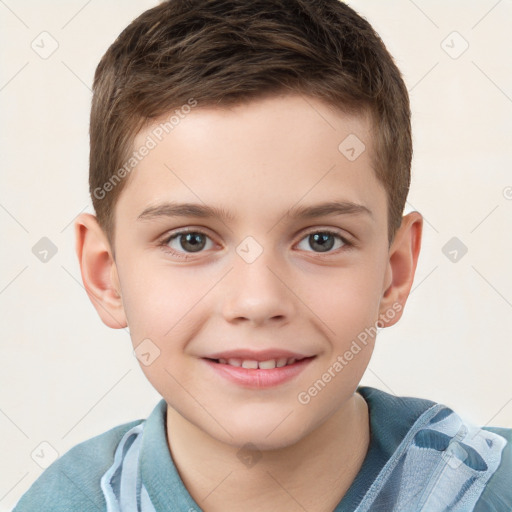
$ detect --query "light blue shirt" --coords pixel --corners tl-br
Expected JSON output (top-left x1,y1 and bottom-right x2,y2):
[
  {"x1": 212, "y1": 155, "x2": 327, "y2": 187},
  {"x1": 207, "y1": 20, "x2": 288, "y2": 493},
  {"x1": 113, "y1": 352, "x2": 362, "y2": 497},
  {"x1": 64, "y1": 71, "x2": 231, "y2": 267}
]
[{"x1": 13, "y1": 387, "x2": 512, "y2": 511}]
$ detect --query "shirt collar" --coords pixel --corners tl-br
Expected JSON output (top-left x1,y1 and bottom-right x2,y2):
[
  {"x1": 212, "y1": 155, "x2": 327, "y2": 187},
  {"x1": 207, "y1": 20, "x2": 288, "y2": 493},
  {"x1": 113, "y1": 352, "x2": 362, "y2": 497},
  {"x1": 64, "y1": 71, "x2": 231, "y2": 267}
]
[{"x1": 138, "y1": 387, "x2": 437, "y2": 511}]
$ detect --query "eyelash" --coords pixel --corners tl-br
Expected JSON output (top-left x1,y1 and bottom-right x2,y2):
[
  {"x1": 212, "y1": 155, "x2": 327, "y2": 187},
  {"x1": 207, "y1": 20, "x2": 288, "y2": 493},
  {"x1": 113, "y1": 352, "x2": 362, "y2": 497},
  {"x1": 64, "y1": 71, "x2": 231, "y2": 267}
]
[{"x1": 158, "y1": 228, "x2": 355, "y2": 259}]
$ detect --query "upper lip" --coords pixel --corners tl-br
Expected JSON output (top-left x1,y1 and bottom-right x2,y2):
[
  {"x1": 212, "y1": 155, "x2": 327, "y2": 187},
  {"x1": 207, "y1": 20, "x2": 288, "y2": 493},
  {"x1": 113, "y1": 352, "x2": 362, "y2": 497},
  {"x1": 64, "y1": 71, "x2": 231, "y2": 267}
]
[{"x1": 204, "y1": 349, "x2": 315, "y2": 361}]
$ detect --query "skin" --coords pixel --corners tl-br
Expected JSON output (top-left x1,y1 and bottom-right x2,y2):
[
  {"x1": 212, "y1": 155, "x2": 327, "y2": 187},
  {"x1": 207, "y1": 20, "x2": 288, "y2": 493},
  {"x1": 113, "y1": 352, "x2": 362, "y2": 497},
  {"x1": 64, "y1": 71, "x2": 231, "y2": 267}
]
[{"x1": 75, "y1": 93, "x2": 422, "y2": 511}]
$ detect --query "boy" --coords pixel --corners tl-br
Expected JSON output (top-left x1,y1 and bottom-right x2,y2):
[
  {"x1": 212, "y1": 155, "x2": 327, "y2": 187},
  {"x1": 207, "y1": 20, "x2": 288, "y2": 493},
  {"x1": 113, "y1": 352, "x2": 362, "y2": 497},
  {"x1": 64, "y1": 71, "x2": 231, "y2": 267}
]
[{"x1": 13, "y1": 0, "x2": 511, "y2": 510}]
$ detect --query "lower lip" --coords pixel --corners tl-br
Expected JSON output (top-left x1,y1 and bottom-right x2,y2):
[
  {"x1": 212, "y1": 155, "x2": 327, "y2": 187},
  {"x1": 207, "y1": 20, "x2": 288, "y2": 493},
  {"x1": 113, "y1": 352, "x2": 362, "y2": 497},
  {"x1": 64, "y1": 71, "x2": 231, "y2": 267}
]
[{"x1": 202, "y1": 357, "x2": 315, "y2": 389}]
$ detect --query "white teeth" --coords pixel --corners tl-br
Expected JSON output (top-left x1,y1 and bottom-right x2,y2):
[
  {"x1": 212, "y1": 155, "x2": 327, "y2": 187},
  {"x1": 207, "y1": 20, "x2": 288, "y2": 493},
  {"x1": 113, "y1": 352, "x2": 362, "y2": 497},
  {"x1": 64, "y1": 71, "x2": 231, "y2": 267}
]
[
  {"x1": 258, "y1": 359, "x2": 277, "y2": 369},
  {"x1": 217, "y1": 357, "x2": 304, "y2": 369}
]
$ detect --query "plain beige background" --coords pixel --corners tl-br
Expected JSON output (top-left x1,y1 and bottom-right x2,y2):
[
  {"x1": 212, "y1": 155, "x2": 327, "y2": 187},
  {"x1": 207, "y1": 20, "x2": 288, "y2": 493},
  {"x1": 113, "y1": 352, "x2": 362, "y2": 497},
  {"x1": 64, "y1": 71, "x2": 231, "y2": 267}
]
[{"x1": 1, "y1": 0, "x2": 511, "y2": 509}]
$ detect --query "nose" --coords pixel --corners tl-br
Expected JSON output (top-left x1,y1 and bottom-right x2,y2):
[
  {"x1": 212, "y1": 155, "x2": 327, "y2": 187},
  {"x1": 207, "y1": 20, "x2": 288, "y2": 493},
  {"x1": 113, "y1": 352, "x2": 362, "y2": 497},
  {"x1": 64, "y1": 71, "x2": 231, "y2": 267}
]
[{"x1": 220, "y1": 248, "x2": 296, "y2": 326}]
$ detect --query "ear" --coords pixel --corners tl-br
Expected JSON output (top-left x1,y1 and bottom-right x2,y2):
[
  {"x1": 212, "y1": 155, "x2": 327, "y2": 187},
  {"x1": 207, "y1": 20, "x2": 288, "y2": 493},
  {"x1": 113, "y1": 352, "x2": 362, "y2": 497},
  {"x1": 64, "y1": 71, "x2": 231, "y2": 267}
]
[
  {"x1": 378, "y1": 211, "x2": 423, "y2": 327},
  {"x1": 74, "y1": 213, "x2": 127, "y2": 329}
]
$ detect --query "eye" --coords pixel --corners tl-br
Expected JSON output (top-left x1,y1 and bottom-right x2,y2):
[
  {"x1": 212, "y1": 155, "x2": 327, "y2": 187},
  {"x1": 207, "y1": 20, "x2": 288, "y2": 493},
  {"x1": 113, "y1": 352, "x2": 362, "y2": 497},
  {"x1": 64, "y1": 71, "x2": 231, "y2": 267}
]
[
  {"x1": 159, "y1": 228, "x2": 353, "y2": 259},
  {"x1": 162, "y1": 230, "x2": 214, "y2": 254},
  {"x1": 296, "y1": 230, "x2": 351, "y2": 254}
]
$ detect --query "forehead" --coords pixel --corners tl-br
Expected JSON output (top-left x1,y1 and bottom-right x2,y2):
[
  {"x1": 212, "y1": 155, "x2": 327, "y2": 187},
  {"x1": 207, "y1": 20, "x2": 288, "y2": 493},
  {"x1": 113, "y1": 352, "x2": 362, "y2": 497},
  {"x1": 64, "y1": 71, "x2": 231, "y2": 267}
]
[{"x1": 117, "y1": 94, "x2": 385, "y2": 228}]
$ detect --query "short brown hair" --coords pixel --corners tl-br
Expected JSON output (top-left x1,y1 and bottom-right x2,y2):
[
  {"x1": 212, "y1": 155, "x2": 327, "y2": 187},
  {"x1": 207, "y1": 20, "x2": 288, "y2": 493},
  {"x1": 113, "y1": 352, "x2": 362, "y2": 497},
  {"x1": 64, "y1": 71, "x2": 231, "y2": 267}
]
[{"x1": 89, "y1": 0, "x2": 412, "y2": 246}]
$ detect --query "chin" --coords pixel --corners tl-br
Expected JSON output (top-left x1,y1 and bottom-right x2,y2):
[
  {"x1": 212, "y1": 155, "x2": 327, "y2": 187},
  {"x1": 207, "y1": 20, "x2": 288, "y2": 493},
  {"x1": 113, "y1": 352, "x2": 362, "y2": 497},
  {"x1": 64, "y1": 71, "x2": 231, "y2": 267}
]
[{"x1": 211, "y1": 413, "x2": 314, "y2": 452}]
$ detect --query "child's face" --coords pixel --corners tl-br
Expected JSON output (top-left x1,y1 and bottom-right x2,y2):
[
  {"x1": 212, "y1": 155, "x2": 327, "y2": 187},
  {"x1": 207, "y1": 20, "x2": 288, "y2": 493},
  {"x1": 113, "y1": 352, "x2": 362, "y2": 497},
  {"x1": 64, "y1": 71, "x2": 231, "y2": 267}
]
[{"x1": 109, "y1": 94, "x2": 402, "y2": 449}]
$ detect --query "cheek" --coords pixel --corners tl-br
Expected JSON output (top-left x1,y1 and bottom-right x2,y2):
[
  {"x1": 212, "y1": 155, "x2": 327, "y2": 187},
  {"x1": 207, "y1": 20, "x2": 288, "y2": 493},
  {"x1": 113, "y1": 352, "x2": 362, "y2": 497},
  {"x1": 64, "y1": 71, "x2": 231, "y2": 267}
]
[
  {"x1": 301, "y1": 260, "x2": 385, "y2": 340},
  {"x1": 119, "y1": 267, "x2": 204, "y2": 395},
  {"x1": 119, "y1": 262, "x2": 197, "y2": 342}
]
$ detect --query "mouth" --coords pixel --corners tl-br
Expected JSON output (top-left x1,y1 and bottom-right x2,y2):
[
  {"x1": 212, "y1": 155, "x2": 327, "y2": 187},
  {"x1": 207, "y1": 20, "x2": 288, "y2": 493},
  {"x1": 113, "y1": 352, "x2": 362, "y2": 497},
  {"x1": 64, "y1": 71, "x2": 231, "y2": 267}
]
[
  {"x1": 202, "y1": 355, "x2": 317, "y2": 388},
  {"x1": 204, "y1": 355, "x2": 314, "y2": 369}
]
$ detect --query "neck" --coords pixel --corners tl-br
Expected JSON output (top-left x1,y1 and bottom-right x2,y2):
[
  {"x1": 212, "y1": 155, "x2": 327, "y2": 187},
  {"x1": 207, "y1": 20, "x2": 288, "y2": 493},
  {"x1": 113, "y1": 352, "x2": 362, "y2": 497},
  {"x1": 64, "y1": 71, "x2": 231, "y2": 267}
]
[{"x1": 165, "y1": 392, "x2": 370, "y2": 512}]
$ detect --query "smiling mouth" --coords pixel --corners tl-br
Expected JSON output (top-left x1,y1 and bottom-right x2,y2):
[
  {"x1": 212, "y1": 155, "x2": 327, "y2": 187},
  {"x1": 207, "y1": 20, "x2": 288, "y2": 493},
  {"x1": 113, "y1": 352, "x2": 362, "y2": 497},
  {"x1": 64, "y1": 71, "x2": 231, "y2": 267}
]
[{"x1": 204, "y1": 356, "x2": 315, "y2": 369}]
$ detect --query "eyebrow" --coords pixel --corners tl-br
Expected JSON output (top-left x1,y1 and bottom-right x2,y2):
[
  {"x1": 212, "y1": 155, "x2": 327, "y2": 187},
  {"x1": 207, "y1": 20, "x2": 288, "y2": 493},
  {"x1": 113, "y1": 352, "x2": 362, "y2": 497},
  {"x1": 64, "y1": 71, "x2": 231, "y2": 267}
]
[{"x1": 137, "y1": 200, "x2": 373, "y2": 223}]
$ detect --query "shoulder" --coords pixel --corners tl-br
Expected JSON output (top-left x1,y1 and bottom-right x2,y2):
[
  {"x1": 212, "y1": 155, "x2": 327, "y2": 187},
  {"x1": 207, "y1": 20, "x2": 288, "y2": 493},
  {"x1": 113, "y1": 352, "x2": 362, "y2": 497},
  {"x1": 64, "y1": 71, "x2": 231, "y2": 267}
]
[
  {"x1": 12, "y1": 418, "x2": 144, "y2": 512},
  {"x1": 357, "y1": 386, "x2": 512, "y2": 510},
  {"x1": 475, "y1": 426, "x2": 512, "y2": 511}
]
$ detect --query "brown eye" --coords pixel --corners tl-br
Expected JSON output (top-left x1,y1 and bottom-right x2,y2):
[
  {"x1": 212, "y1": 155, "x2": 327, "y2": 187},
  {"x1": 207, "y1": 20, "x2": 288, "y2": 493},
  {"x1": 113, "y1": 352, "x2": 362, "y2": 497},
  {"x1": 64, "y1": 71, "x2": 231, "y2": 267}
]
[{"x1": 165, "y1": 231, "x2": 213, "y2": 253}]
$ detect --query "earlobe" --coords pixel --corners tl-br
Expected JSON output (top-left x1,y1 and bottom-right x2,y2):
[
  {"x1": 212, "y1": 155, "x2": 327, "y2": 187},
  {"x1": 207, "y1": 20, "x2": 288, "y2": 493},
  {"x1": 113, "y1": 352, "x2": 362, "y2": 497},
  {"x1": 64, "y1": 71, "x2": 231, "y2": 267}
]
[
  {"x1": 74, "y1": 213, "x2": 127, "y2": 329},
  {"x1": 378, "y1": 212, "x2": 423, "y2": 328}
]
